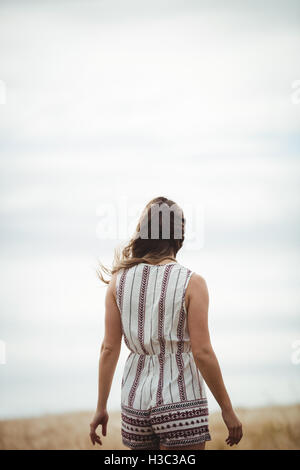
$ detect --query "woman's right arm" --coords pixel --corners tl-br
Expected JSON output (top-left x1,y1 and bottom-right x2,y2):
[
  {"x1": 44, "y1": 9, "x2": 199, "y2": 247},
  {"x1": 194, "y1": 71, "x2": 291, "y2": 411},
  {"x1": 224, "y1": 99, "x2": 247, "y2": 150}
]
[{"x1": 186, "y1": 273, "x2": 243, "y2": 447}]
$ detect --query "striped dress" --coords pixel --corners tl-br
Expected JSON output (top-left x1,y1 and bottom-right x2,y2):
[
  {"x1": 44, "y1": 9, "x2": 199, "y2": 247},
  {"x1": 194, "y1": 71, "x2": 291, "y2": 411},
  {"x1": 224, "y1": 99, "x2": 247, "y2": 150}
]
[{"x1": 116, "y1": 261, "x2": 211, "y2": 449}]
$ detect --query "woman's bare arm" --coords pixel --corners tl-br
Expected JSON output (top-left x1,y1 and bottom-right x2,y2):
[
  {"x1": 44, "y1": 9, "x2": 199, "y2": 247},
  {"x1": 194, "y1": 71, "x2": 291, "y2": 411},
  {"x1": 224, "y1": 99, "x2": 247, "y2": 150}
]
[
  {"x1": 186, "y1": 273, "x2": 243, "y2": 446},
  {"x1": 89, "y1": 273, "x2": 122, "y2": 446}
]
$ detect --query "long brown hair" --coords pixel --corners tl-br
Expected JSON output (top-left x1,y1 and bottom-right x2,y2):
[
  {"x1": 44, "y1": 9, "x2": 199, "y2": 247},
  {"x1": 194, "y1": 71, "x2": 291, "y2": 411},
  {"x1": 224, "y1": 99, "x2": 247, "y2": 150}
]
[{"x1": 97, "y1": 196, "x2": 186, "y2": 284}]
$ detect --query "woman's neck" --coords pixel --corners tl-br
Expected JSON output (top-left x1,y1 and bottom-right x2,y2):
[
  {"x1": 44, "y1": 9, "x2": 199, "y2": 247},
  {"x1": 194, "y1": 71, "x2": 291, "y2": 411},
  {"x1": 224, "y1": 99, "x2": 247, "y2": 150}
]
[{"x1": 143, "y1": 255, "x2": 177, "y2": 266}]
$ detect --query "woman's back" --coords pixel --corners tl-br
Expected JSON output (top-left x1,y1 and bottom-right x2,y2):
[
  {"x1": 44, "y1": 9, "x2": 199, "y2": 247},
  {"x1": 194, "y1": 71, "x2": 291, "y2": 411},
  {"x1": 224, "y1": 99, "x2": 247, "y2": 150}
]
[
  {"x1": 116, "y1": 261, "x2": 210, "y2": 448},
  {"x1": 116, "y1": 261, "x2": 208, "y2": 411},
  {"x1": 116, "y1": 262, "x2": 193, "y2": 357}
]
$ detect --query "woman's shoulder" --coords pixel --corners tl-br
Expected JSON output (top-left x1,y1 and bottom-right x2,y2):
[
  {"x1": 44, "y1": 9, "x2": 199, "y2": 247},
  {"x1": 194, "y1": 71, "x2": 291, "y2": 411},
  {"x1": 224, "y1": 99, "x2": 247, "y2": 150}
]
[
  {"x1": 184, "y1": 270, "x2": 208, "y2": 312},
  {"x1": 184, "y1": 269, "x2": 208, "y2": 295}
]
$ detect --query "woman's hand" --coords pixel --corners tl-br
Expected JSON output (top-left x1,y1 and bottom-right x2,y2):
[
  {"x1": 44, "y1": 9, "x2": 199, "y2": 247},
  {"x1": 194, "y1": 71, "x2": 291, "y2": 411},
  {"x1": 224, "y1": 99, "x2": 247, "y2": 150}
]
[
  {"x1": 89, "y1": 409, "x2": 109, "y2": 446},
  {"x1": 221, "y1": 407, "x2": 243, "y2": 446}
]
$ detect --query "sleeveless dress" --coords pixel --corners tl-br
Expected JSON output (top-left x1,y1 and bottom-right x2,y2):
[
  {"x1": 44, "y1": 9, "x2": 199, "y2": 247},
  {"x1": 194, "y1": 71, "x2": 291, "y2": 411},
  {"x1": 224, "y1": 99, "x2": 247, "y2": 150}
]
[{"x1": 116, "y1": 262, "x2": 211, "y2": 449}]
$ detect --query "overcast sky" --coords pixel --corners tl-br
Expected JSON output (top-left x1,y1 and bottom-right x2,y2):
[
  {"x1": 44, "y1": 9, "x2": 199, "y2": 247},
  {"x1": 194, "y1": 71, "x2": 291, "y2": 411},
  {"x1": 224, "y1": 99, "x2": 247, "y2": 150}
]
[{"x1": 0, "y1": 0, "x2": 299, "y2": 417}]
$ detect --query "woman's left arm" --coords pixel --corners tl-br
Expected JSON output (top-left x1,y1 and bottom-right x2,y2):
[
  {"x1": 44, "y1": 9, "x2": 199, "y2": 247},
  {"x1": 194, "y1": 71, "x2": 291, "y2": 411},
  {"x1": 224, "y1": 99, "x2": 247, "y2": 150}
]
[{"x1": 89, "y1": 273, "x2": 122, "y2": 446}]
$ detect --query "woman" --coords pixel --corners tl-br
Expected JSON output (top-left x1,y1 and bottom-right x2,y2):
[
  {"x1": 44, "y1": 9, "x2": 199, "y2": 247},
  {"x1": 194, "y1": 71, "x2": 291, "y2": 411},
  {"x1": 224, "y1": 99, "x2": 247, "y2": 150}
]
[{"x1": 89, "y1": 196, "x2": 242, "y2": 450}]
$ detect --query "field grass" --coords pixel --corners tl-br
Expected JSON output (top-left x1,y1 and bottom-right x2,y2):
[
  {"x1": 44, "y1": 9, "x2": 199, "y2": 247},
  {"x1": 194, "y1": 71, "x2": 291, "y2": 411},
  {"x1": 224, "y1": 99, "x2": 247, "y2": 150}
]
[{"x1": 0, "y1": 404, "x2": 299, "y2": 450}]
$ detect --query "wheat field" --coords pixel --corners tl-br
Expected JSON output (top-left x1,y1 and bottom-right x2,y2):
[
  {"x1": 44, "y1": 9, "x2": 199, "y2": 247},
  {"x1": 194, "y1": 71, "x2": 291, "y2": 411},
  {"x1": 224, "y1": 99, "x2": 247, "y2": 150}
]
[{"x1": 0, "y1": 404, "x2": 299, "y2": 450}]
